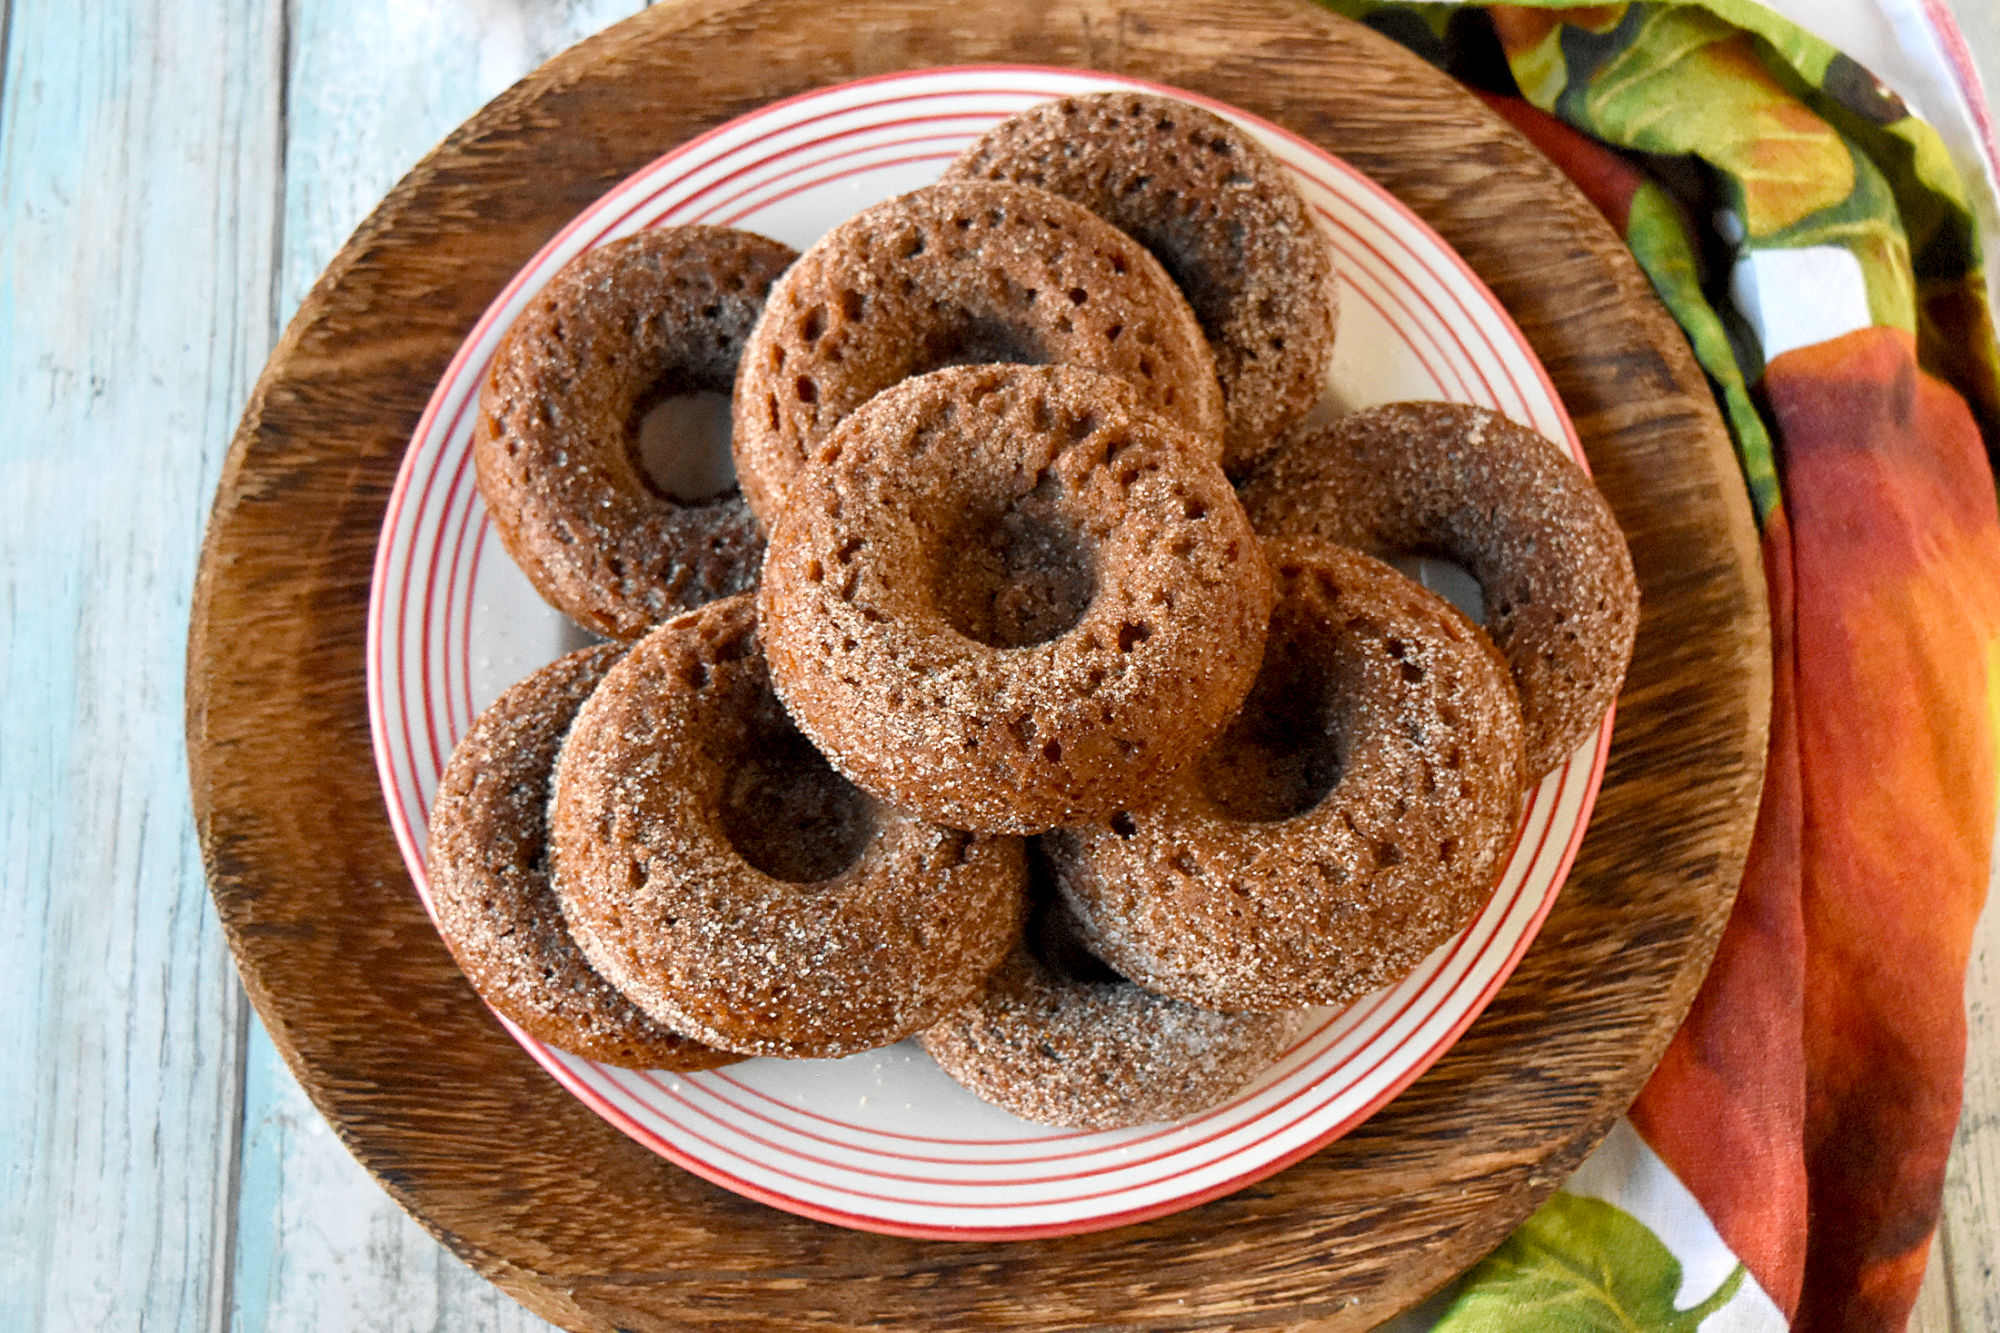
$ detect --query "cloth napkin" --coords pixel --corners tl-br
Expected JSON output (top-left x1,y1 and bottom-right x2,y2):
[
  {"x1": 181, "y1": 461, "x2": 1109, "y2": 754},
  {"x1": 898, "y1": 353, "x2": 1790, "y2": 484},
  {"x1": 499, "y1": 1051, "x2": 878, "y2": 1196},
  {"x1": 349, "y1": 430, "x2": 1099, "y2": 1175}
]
[{"x1": 1313, "y1": 2, "x2": 2000, "y2": 1328}]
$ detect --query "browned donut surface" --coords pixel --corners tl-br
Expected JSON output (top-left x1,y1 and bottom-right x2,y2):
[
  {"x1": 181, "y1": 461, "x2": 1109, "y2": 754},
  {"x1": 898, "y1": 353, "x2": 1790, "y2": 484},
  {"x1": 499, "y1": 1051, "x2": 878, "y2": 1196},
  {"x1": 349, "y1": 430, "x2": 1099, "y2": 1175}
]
[
  {"x1": 549, "y1": 594, "x2": 1028, "y2": 1059},
  {"x1": 424, "y1": 645, "x2": 737, "y2": 1070},
  {"x1": 1048, "y1": 541, "x2": 1526, "y2": 1012},
  {"x1": 947, "y1": 93, "x2": 1336, "y2": 474},
  {"x1": 1240, "y1": 402, "x2": 1637, "y2": 774},
  {"x1": 731, "y1": 182, "x2": 1224, "y2": 523},
  {"x1": 759, "y1": 364, "x2": 1272, "y2": 834},
  {"x1": 921, "y1": 875, "x2": 1308, "y2": 1130},
  {"x1": 475, "y1": 226, "x2": 797, "y2": 639}
]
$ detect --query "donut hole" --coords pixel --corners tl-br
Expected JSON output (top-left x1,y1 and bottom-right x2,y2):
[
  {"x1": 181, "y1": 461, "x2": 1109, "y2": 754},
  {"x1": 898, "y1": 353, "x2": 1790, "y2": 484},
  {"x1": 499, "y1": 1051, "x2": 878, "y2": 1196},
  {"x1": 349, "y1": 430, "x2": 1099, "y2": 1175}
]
[
  {"x1": 632, "y1": 388, "x2": 738, "y2": 503},
  {"x1": 1148, "y1": 241, "x2": 1231, "y2": 347},
  {"x1": 1195, "y1": 619, "x2": 1344, "y2": 823},
  {"x1": 910, "y1": 314, "x2": 1048, "y2": 377},
  {"x1": 717, "y1": 698, "x2": 874, "y2": 884},
  {"x1": 1387, "y1": 554, "x2": 1486, "y2": 623},
  {"x1": 932, "y1": 484, "x2": 1098, "y2": 649},
  {"x1": 1026, "y1": 894, "x2": 1125, "y2": 986}
]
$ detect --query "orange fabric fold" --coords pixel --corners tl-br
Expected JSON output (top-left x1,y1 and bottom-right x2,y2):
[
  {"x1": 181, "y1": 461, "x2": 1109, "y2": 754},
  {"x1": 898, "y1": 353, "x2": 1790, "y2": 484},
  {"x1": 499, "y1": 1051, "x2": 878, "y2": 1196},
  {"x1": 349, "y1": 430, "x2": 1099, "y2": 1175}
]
[
  {"x1": 1633, "y1": 327, "x2": 2000, "y2": 1329},
  {"x1": 1629, "y1": 508, "x2": 1808, "y2": 1314},
  {"x1": 1770, "y1": 328, "x2": 2000, "y2": 1330}
]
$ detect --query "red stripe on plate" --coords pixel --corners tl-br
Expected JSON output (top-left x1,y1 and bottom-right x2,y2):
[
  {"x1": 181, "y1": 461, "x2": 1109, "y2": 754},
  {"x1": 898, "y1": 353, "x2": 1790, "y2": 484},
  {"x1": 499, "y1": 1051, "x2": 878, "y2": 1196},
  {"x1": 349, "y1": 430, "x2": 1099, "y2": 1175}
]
[
  {"x1": 437, "y1": 450, "x2": 483, "y2": 736},
  {"x1": 377, "y1": 66, "x2": 1600, "y2": 1239},
  {"x1": 586, "y1": 783, "x2": 1550, "y2": 1192},
  {"x1": 552, "y1": 814, "x2": 1545, "y2": 1214}
]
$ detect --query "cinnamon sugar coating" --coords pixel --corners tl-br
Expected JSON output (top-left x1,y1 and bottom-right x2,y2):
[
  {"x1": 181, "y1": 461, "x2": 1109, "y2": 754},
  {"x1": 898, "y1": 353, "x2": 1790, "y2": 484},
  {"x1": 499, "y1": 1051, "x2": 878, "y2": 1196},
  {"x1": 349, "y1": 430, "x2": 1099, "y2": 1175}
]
[
  {"x1": 475, "y1": 226, "x2": 797, "y2": 639},
  {"x1": 731, "y1": 182, "x2": 1224, "y2": 523},
  {"x1": 759, "y1": 365, "x2": 1273, "y2": 834},
  {"x1": 1240, "y1": 402, "x2": 1637, "y2": 775},
  {"x1": 948, "y1": 93, "x2": 1337, "y2": 474},
  {"x1": 549, "y1": 595, "x2": 1028, "y2": 1059},
  {"x1": 921, "y1": 874, "x2": 1308, "y2": 1130},
  {"x1": 425, "y1": 645, "x2": 737, "y2": 1070},
  {"x1": 1048, "y1": 542, "x2": 1526, "y2": 1012}
]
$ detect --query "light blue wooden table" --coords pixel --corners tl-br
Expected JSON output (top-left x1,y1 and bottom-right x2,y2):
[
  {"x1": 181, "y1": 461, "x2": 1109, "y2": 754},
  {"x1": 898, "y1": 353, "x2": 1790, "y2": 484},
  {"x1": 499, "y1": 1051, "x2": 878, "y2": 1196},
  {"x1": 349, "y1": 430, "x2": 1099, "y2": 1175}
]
[{"x1": 3, "y1": 1, "x2": 1996, "y2": 1327}]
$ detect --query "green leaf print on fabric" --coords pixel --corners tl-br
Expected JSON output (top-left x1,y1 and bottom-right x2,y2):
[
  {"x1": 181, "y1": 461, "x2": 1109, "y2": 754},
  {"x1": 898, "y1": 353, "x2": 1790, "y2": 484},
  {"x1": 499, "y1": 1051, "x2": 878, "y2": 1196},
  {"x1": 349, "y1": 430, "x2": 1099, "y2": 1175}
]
[
  {"x1": 1753, "y1": 142, "x2": 1915, "y2": 332},
  {"x1": 1624, "y1": 183, "x2": 1781, "y2": 520},
  {"x1": 1564, "y1": 8, "x2": 1855, "y2": 238},
  {"x1": 1316, "y1": 0, "x2": 2000, "y2": 458},
  {"x1": 1433, "y1": 1191, "x2": 1747, "y2": 1331},
  {"x1": 1477, "y1": 0, "x2": 2000, "y2": 433},
  {"x1": 1682, "y1": 0, "x2": 1982, "y2": 277}
]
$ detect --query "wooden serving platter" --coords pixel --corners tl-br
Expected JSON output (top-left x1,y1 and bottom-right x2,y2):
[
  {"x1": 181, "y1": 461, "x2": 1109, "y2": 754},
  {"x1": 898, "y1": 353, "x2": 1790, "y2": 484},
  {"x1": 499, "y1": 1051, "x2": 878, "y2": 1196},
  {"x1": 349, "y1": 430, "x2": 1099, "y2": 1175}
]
[{"x1": 186, "y1": 0, "x2": 1770, "y2": 1327}]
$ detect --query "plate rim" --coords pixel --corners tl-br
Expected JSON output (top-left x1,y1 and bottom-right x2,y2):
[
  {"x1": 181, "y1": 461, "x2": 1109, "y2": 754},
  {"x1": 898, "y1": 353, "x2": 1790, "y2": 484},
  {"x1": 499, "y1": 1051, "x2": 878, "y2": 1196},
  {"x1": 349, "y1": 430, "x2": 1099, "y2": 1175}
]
[{"x1": 364, "y1": 63, "x2": 1613, "y2": 1240}]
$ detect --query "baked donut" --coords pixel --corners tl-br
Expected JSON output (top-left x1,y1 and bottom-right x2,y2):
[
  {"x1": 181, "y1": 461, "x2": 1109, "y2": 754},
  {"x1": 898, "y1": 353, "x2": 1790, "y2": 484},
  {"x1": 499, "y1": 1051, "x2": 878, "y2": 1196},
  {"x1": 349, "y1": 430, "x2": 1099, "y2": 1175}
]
[
  {"x1": 921, "y1": 865, "x2": 1308, "y2": 1130},
  {"x1": 1047, "y1": 541, "x2": 1526, "y2": 1012},
  {"x1": 549, "y1": 594, "x2": 1028, "y2": 1059},
  {"x1": 475, "y1": 225, "x2": 798, "y2": 639},
  {"x1": 731, "y1": 181, "x2": 1224, "y2": 522},
  {"x1": 1240, "y1": 401, "x2": 1637, "y2": 775},
  {"x1": 759, "y1": 364, "x2": 1272, "y2": 835},
  {"x1": 947, "y1": 92, "x2": 1336, "y2": 474},
  {"x1": 425, "y1": 645, "x2": 737, "y2": 1070}
]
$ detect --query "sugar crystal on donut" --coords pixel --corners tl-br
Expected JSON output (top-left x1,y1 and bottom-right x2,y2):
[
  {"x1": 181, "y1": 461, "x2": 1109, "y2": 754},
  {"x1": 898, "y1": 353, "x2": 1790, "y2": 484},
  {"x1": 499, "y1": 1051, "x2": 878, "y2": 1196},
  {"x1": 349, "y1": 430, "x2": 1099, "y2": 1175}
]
[
  {"x1": 548, "y1": 594, "x2": 1027, "y2": 1059},
  {"x1": 732, "y1": 182, "x2": 1225, "y2": 523},
  {"x1": 425, "y1": 645, "x2": 738, "y2": 1070},
  {"x1": 921, "y1": 849, "x2": 1309, "y2": 1129},
  {"x1": 948, "y1": 92, "x2": 1338, "y2": 474},
  {"x1": 1048, "y1": 540, "x2": 1527, "y2": 1012},
  {"x1": 1241, "y1": 401, "x2": 1637, "y2": 775},
  {"x1": 758, "y1": 364, "x2": 1273, "y2": 835},
  {"x1": 475, "y1": 226, "x2": 797, "y2": 639}
]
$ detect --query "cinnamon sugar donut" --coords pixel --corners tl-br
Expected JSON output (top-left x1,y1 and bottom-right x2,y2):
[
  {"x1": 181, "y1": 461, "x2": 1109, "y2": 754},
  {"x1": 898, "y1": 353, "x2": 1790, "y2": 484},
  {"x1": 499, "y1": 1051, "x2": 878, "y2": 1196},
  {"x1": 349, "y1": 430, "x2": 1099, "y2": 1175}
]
[
  {"x1": 549, "y1": 594, "x2": 1027, "y2": 1059},
  {"x1": 425, "y1": 645, "x2": 737, "y2": 1070},
  {"x1": 947, "y1": 92, "x2": 1336, "y2": 474},
  {"x1": 759, "y1": 364, "x2": 1272, "y2": 835},
  {"x1": 475, "y1": 226, "x2": 797, "y2": 639},
  {"x1": 1047, "y1": 541, "x2": 1526, "y2": 1012},
  {"x1": 921, "y1": 868, "x2": 1308, "y2": 1130},
  {"x1": 1240, "y1": 402, "x2": 1637, "y2": 775},
  {"x1": 731, "y1": 182, "x2": 1224, "y2": 522}
]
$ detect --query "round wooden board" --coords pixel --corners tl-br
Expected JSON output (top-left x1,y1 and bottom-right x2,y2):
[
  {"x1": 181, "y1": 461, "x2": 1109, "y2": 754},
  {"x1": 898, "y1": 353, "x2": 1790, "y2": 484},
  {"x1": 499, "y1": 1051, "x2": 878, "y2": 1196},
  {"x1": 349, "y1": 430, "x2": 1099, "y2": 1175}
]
[{"x1": 187, "y1": 1, "x2": 1770, "y2": 1327}]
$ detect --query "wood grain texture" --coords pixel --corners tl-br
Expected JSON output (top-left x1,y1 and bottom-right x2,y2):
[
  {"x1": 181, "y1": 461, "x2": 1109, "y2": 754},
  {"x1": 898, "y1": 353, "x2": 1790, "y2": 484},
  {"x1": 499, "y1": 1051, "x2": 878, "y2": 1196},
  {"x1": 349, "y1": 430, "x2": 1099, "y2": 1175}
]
[
  {"x1": 233, "y1": 1022, "x2": 556, "y2": 1333},
  {"x1": 186, "y1": 1, "x2": 1769, "y2": 1328},
  {"x1": 229, "y1": 4, "x2": 647, "y2": 1328},
  {"x1": 0, "y1": 0, "x2": 281, "y2": 1328},
  {"x1": 1935, "y1": 822, "x2": 2000, "y2": 1333}
]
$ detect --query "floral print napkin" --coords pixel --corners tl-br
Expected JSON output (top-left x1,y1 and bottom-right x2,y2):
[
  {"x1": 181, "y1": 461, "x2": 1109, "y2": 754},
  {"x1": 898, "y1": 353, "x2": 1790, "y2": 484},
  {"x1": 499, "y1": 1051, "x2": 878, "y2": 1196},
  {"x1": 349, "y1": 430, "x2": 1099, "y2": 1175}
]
[{"x1": 1318, "y1": 3, "x2": 2000, "y2": 1327}]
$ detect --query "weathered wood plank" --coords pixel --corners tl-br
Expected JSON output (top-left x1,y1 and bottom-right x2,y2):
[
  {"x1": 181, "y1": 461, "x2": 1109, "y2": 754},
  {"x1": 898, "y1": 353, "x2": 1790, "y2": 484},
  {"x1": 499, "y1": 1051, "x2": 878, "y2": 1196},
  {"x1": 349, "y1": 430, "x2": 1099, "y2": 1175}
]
[
  {"x1": 232, "y1": 1025, "x2": 550, "y2": 1333},
  {"x1": 1934, "y1": 8, "x2": 2000, "y2": 1327},
  {"x1": 1937, "y1": 810, "x2": 2000, "y2": 1333},
  {"x1": 276, "y1": 0, "x2": 655, "y2": 317},
  {"x1": 0, "y1": 0, "x2": 281, "y2": 1328},
  {"x1": 229, "y1": 4, "x2": 645, "y2": 1327}
]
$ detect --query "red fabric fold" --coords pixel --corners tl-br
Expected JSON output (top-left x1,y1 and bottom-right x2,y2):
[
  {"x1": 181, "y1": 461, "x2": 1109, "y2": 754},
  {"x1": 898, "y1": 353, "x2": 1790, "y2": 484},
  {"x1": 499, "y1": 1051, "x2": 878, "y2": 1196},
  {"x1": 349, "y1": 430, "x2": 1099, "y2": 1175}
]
[
  {"x1": 1478, "y1": 87, "x2": 2000, "y2": 1324},
  {"x1": 1631, "y1": 328, "x2": 2000, "y2": 1330},
  {"x1": 1769, "y1": 328, "x2": 1999, "y2": 1330},
  {"x1": 1629, "y1": 510, "x2": 1809, "y2": 1315}
]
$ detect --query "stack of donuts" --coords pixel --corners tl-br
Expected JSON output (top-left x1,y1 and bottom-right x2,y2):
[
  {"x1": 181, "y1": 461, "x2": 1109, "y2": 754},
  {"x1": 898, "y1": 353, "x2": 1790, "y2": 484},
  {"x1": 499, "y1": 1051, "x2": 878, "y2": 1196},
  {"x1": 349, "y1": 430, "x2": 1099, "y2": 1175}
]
[{"x1": 426, "y1": 92, "x2": 1639, "y2": 1130}]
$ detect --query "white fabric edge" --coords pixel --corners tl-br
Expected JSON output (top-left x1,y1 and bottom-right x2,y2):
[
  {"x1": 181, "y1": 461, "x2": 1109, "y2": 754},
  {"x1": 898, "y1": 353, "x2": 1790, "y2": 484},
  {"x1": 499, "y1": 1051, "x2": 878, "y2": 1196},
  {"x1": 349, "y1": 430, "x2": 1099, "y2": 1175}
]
[{"x1": 1725, "y1": 0, "x2": 2000, "y2": 322}]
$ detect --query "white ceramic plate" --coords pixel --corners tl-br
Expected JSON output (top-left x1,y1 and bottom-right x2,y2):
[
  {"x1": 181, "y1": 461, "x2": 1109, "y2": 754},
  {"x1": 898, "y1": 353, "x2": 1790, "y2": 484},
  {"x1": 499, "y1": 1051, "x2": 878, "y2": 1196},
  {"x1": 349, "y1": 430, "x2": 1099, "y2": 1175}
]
[{"x1": 368, "y1": 66, "x2": 1609, "y2": 1240}]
